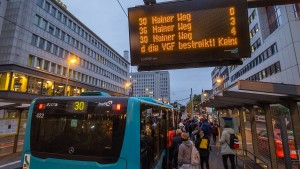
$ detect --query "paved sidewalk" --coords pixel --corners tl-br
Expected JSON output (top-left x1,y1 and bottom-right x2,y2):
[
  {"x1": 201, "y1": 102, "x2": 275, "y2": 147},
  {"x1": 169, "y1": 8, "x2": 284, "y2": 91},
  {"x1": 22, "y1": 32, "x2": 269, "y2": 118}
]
[{"x1": 0, "y1": 152, "x2": 22, "y2": 167}]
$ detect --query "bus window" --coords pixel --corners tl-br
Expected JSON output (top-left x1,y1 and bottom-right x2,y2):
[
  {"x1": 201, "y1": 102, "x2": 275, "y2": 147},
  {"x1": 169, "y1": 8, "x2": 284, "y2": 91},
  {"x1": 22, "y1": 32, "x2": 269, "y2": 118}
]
[{"x1": 30, "y1": 99, "x2": 127, "y2": 164}]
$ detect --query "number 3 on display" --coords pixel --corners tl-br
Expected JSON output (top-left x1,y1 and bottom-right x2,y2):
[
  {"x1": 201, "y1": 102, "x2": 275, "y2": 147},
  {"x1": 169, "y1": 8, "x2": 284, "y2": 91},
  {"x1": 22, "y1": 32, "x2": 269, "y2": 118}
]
[{"x1": 74, "y1": 101, "x2": 85, "y2": 110}]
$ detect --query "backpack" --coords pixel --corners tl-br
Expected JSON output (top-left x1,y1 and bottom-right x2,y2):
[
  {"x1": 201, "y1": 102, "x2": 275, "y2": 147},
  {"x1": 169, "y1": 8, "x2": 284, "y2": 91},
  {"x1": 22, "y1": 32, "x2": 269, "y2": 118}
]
[
  {"x1": 228, "y1": 134, "x2": 239, "y2": 149},
  {"x1": 190, "y1": 142, "x2": 200, "y2": 164}
]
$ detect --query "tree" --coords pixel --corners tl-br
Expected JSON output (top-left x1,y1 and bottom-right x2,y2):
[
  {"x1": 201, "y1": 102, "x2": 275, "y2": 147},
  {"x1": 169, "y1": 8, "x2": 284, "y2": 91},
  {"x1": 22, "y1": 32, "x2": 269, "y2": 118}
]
[{"x1": 186, "y1": 94, "x2": 201, "y2": 117}]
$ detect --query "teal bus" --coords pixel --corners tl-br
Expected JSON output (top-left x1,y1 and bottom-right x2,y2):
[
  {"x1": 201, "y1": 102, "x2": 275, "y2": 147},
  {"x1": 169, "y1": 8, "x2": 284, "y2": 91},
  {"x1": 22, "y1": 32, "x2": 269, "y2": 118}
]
[{"x1": 21, "y1": 95, "x2": 176, "y2": 169}]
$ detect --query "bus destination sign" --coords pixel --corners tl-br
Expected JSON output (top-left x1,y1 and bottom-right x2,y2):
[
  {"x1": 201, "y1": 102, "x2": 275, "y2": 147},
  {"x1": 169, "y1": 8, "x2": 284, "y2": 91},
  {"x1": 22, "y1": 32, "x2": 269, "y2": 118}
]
[{"x1": 128, "y1": 0, "x2": 250, "y2": 68}]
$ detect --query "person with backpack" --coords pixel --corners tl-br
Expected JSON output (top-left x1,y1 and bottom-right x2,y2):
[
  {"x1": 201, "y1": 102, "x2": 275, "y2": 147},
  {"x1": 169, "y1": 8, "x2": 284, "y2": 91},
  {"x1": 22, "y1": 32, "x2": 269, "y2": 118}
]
[
  {"x1": 195, "y1": 130, "x2": 210, "y2": 169},
  {"x1": 178, "y1": 132, "x2": 200, "y2": 169},
  {"x1": 171, "y1": 129, "x2": 183, "y2": 168},
  {"x1": 201, "y1": 119, "x2": 211, "y2": 138},
  {"x1": 219, "y1": 124, "x2": 237, "y2": 169}
]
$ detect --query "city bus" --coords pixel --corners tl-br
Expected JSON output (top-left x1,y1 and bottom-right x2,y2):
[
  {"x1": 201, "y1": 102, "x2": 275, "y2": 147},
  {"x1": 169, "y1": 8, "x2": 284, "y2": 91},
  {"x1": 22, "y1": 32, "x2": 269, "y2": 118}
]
[{"x1": 21, "y1": 95, "x2": 176, "y2": 169}]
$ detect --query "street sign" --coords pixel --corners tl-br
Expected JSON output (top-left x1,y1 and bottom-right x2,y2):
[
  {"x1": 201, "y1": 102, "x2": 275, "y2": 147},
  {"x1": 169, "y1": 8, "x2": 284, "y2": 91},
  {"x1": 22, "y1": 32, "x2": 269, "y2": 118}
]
[{"x1": 128, "y1": 0, "x2": 250, "y2": 69}]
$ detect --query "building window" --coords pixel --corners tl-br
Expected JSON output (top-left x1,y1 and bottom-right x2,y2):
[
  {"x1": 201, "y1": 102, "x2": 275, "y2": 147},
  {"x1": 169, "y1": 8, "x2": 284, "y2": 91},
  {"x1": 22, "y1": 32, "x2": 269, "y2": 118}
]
[
  {"x1": 294, "y1": 3, "x2": 300, "y2": 18},
  {"x1": 250, "y1": 24, "x2": 259, "y2": 39},
  {"x1": 52, "y1": 45, "x2": 58, "y2": 55},
  {"x1": 48, "y1": 24, "x2": 54, "y2": 34},
  {"x1": 34, "y1": 15, "x2": 41, "y2": 26},
  {"x1": 51, "y1": 6, "x2": 57, "y2": 17},
  {"x1": 42, "y1": 80, "x2": 54, "y2": 95},
  {"x1": 57, "y1": 11, "x2": 62, "y2": 21},
  {"x1": 27, "y1": 77, "x2": 42, "y2": 94},
  {"x1": 53, "y1": 83, "x2": 65, "y2": 96},
  {"x1": 44, "y1": 1, "x2": 50, "y2": 12},
  {"x1": 46, "y1": 41, "x2": 52, "y2": 52},
  {"x1": 267, "y1": 6, "x2": 282, "y2": 34},
  {"x1": 251, "y1": 38, "x2": 261, "y2": 53},
  {"x1": 37, "y1": 0, "x2": 44, "y2": 7},
  {"x1": 57, "y1": 65, "x2": 62, "y2": 75},
  {"x1": 31, "y1": 34, "x2": 38, "y2": 46},
  {"x1": 40, "y1": 19, "x2": 47, "y2": 30},
  {"x1": 28, "y1": 55, "x2": 35, "y2": 67},
  {"x1": 44, "y1": 60, "x2": 49, "y2": 71},
  {"x1": 36, "y1": 58, "x2": 42, "y2": 69},
  {"x1": 39, "y1": 38, "x2": 45, "y2": 49},
  {"x1": 0, "y1": 72, "x2": 11, "y2": 90},
  {"x1": 11, "y1": 73, "x2": 28, "y2": 92}
]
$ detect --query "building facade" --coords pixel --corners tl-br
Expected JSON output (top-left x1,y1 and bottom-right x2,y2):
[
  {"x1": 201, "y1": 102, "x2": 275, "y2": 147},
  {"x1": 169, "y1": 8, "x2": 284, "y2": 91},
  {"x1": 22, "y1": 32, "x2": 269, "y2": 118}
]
[
  {"x1": 0, "y1": 0, "x2": 130, "y2": 102},
  {"x1": 210, "y1": 4, "x2": 300, "y2": 95},
  {"x1": 0, "y1": 0, "x2": 129, "y2": 155},
  {"x1": 130, "y1": 71, "x2": 170, "y2": 103}
]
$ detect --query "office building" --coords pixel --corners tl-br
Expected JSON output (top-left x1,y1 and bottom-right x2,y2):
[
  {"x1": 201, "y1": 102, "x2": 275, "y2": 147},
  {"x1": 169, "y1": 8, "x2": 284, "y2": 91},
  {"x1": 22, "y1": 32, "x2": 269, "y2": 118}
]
[
  {"x1": 210, "y1": 4, "x2": 300, "y2": 94},
  {"x1": 130, "y1": 71, "x2": 170, "y2": 103}
]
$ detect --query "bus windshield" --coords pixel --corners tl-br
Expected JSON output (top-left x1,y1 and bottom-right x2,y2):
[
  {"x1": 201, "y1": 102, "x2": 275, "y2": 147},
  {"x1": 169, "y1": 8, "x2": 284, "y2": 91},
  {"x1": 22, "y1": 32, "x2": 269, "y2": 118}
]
[{"x1": 30, "y1": 98, "x2": 127, "y2": 164}]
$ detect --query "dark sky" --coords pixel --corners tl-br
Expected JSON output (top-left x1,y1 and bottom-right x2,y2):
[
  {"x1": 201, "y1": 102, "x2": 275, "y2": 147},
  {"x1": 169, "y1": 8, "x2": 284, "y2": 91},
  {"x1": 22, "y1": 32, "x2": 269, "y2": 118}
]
[{"x1": 62, "y1": 0, "x2": 214, "y2": 104}]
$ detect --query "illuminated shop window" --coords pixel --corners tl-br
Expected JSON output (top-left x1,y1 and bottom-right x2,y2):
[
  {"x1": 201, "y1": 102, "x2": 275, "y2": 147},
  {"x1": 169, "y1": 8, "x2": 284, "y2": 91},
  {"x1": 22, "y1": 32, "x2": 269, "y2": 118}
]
[
  {"x1": 11, "y1": 73, "x2": 28, "y2": 92},
  {"x1": 27, "y1": 77, "x2": 42, "y2": 94},
  {"x1": 0, "y1": 72, "x2": 11, "y2": 90},
  {"x1": 53, "y1": 83, "x2": 65, "y2": 96},
  {"x1": 42, "y1": 80, "x2": 54, "y2": 95}
]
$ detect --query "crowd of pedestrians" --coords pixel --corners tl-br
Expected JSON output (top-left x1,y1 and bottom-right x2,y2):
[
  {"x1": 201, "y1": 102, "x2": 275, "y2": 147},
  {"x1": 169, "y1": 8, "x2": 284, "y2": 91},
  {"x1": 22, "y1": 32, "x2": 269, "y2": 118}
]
[{"x1": 168, "y1": 118, "x2": 236, "y2": 169}]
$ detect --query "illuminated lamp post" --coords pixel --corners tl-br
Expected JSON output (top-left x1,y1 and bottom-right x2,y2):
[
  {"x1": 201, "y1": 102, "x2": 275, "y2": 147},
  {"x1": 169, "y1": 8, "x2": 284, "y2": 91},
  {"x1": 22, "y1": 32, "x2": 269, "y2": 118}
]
[
  {"x1": 124, "y1": 82, "x2": 132, "y2": 96},
  {"x1": 65, "y1": 58, "x2": 77, "y2": 96}
]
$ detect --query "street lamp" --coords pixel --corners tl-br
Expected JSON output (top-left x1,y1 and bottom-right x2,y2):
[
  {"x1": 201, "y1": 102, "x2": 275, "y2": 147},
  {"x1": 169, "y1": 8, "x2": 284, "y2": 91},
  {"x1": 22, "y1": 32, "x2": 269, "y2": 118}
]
[
  {"x1": 65, "y1": 58, "x2": 77, "y2": 96},
  {"x1": 124, "y1": 82, "x2": 132, "y2": 96},
  {"x1": 216, "y1": 77, "x2": 223, "y2": 84}
]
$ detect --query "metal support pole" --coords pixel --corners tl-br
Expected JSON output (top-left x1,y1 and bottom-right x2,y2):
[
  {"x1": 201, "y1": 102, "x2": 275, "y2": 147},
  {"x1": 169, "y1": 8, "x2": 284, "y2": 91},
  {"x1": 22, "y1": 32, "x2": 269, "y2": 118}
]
[
  {"x1": 289, "y1": 101, "x2": 300, "y2": 154},
  {"x1": 263, "y1": 104, "x2": 278, "y2": 169},
  {"x1": 191, "y1": 88, "x2": 193, "y2": 119},
  {"x1": 249, "y1": 106, "x2": 259, "y2": 161},
  {"x1": 239, "y1": 107, "x2": 247, "y2": 152},
  {"x1": 65, "y1": 61, "x2": 70, "y2": 96},
  {"x1": 278, "y1": 116, "x2": 292, "y2": 169},
  {"x1": 13, "y1": 109, "x2": 23, "y2": 153}
]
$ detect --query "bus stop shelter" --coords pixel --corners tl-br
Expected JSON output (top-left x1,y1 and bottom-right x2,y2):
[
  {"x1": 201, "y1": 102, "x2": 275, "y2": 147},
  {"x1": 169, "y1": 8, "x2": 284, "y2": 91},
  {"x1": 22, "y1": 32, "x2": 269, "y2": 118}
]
[{"x1": 201, "y1": 80, "x2": 300, "y2": 169}]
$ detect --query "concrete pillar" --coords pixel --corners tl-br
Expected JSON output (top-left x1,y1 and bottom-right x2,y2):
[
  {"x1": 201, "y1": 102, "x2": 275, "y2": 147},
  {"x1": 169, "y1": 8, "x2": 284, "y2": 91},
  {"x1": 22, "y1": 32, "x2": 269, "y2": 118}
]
[
  {"x1": 239, "y1": 107, "x2": 247, "y2": 152},
  {"x1": 263, "y1": 104, "x2": 278, "y2": 169}
]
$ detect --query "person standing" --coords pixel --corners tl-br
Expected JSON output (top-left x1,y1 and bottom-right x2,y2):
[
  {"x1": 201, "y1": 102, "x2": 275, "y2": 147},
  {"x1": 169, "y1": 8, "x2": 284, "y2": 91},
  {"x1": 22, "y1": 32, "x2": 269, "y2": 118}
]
[
  {"x1": 219, "y1": 124, "x2": 236, "y2": 169},
  {"x1": 171, "y1": 129, "x2": 183, "y2": 169},
  {"x1": 195, "y1": 130, "x2": 210, "y2": 169},
  {"x1": 178, "y1": 133, "x2": 192, "y2": 169},
  {"x1": 211, "y1": 123, "x2": 219, "y2": 144}
]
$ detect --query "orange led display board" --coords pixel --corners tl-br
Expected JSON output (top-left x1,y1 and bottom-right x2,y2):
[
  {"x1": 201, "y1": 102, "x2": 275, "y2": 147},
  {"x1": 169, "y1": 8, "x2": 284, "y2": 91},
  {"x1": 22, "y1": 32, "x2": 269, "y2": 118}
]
[{"x1": 128, "y1": 0, "x2": 250, "y2": 69}]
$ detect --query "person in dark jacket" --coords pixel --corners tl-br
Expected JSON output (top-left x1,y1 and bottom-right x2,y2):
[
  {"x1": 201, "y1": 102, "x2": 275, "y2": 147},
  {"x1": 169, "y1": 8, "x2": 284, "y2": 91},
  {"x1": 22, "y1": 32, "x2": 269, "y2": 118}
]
[
  {"x1": 171, "y1": 129, "x2": 182, "y2": 168},
  {"x1": 195, "y1": 130, "x2": 210, "y2": 169},
  {"x1": 211, "y1": 123, "x2": 219, "y2": 144}
]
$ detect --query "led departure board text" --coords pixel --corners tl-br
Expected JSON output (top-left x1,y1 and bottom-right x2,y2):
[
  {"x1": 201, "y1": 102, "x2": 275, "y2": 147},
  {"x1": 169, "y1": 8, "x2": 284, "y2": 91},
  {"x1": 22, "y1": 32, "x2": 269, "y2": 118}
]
[
  {"x1": 128, "y1": 0, "x2": 250, "y2": 66},
  {"x1": 138, "y1": 7, "x2": 238, "y2": 54}
]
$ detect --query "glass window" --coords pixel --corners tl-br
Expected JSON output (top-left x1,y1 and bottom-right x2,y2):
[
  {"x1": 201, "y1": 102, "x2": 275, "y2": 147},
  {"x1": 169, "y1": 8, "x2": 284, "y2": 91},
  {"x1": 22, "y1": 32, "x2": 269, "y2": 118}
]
[
  {"x1": 36, "y1": 58, "x2": 42, "y2": 69},
  {"x1": 0, "y1": 72, "x2": 11, "y2": 90},
  {"x1": 30, "y1": 100, "x2": 127, "y2": 163},
  {"x1": 44, "y1": 1, "x2": 50, "y2": 12},
  {"x1": 267, "y1": 6, "x2": 282, "y2": 34},
  {"x1": 60, "y1": 31, "x2": 65, "y2": 40},
  {"x1": 62, "y1": 15, "x2": 67, "y2": 24},
  {"x1": 50, "y1": 63, "x2": 56, "y2": 73},
  {"x1": 39, "y1": 38, "x2": 45, "y2": 49},
  {"x1": 44, "y1": 60, "x2": 49, "y2": 71},
  {"x1": 31, "y1": 34, "x2": 38, "y2": 46},
  {"x1": 52, "y1": 45, "x2": 58, "y2": 55},
  {"x1": 40, "y1": 19, "x2": 47, "y2": 30},
  {"x1": 55, "y1": 28, "x2": 60, "y2": 37},
  {"x1": 63, "y1": 67, "x2": 67, "y2": 76},
  {"x1": 46, "y1": 41, "x2": 52, "y2": 52},
  {"x1": 11, "y1": 73, "x2": 28, "y2": 92},
  {"x1": 27, "y1": 77, "x2": 42, "y2": 94},
  {"x1": 51, "y1": 6, "x2": 57, "y2": 17},
  {"x1": 34, "y1": 15, "x2": 41, "y2": 25},
  {"x1": 28, "y1": 55, "x2": 35, "y2": 67},
  {"x1": 48, "y1": 24, "x2": 54, "y2": 34},
  {"x1": 275, "y1": 62, "x2": 281, "y2": 73},
  {"x1": 57, "y1": 11, "x2": 62, "y2": 20},
  {"x1": 42, "y1": 80, "x2": 54, "y2": 95},
  {"x1": 57, "y1": 65, "x2": 62, "y2": 75},
  {"x1": 58, "y1": 48, "x2": 63, "y2": 58},
  {"x1": 53, "y1": 83, "x2": 65, "y2": 96},
  {"x1": 37, "y1": 0, "x2": 44, "y2": 7}
]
